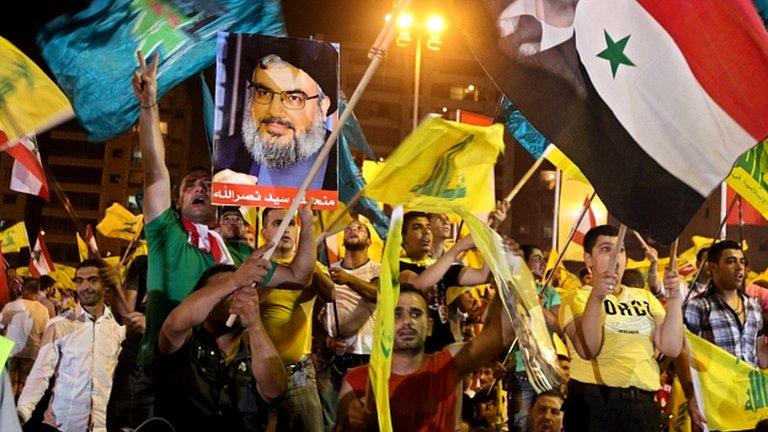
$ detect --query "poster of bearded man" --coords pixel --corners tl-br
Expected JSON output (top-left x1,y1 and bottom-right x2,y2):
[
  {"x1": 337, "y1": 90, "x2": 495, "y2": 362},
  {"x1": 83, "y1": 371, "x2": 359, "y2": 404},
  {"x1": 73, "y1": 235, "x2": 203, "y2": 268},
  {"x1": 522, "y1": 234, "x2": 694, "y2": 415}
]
[{"x1": 212, "y1": 33, "x2": 340, "y2": 209}]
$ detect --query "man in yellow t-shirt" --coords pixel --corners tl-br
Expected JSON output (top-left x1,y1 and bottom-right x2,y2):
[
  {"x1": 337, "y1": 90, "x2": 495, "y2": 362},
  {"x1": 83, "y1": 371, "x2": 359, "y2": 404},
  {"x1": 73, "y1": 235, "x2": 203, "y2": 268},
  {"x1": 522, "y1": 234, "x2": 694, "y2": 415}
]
[{"x1": 558, "y1": 225, "x2": 684, "y2": 432}]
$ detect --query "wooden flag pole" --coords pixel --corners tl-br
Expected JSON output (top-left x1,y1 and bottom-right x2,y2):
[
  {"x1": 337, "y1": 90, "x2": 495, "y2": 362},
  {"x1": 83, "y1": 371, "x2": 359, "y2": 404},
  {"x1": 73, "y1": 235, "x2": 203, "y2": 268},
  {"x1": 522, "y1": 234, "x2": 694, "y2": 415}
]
[
  {"x1": 606, "y1": 224, "x2": 628, "y2": 290},
  {"x1": 542, "y1": 191, "x2": 597, "y2": 288},
  {"x1": 227, "y1": 0, "x2": 414, "y2": 327},
  {"x1": 503, "y1": 152, "x2": 547, "y2": 203},
  {"x1": 631, "y1": 230, "x2": 650, "y2": 251},
  {"x1": 668, "y1": 239, "x2": 679, "y2": 273}
]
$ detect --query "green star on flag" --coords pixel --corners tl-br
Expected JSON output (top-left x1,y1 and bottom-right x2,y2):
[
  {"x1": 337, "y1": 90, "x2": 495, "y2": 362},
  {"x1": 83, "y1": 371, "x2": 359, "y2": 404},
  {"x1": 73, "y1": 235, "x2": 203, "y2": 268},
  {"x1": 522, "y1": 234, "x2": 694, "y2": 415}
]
[{"x1": 597, "y1": 30, "x2": 635, "y2": 78}]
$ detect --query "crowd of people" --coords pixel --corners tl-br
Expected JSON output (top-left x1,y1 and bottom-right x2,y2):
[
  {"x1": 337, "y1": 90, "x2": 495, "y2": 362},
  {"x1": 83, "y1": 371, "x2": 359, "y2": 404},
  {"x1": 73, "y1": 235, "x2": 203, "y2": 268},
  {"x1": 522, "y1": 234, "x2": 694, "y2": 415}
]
[{"x1": 2, "y1": 53, "x2": 768, "y2": 432}]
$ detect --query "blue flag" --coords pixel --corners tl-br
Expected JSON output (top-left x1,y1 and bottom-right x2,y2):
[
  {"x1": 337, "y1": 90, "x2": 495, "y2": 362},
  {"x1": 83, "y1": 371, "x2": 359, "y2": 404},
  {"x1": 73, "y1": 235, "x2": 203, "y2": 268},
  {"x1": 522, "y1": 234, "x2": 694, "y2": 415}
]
[
  {"x1": 37, "y1": 0, "x2": 285, "y2": 141},
  {"x1": 338, "y1": 100, "x2": 389, "y2": 240},
  {"x1": 501, "y1": 97, "x2": 548, "y2": 159}
]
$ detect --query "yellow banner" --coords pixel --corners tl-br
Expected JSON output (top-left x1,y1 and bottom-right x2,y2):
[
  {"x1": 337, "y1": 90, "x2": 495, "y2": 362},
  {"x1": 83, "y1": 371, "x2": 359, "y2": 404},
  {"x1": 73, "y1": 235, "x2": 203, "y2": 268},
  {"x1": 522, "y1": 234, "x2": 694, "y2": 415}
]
[
  {"x1": 726, "y1": 139, "x2": 768, "y2": 221},
  {"x1": 76, "y1": 232, "x2": 88, "y2": 262},
  {"x1": 0, "y1": 37, "x2": 73, "y2": 146},
  {"x1": 545, "y1": 146, "x2": 589, "y2": 185},
  {"x1": 686, "y1": 331, "x2": 768, "y2": 430},
  {"x1": 667, "y1": 378, "x2": 691, "y2": 432},
  {"x1": 366, "y1": 117, "x2": 503, "y2": 213},
  {"x1": 0, "y1": 222, "x2": 29, "y2": 254},
  {"x1": 97, "y1": 203, "x2": 144, "y2": 241},
  {"x1": 369, "y1": 206, "x2": 404, "y2": 432}
]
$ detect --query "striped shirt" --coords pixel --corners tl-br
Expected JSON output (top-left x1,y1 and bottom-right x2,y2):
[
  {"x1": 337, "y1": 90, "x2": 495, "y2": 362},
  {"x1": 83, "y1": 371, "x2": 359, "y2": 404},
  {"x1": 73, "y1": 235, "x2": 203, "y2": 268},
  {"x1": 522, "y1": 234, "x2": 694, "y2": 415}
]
[{"x1": 684, "y1": 283, "x2": 763, "y2": 367}]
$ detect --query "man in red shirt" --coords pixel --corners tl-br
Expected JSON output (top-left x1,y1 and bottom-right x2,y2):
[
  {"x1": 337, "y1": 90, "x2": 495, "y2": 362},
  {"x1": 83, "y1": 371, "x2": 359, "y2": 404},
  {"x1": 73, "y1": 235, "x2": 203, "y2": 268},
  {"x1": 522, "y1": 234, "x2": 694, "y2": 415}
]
[{"x1": 335, "y1": 284, "x2": 514, "y2": 431}]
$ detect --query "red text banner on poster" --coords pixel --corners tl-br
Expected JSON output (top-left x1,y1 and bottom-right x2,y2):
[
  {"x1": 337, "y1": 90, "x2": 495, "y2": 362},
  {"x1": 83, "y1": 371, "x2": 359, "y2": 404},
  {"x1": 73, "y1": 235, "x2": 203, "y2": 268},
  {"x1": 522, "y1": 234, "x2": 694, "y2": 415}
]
[{"x1": 212, "y1": 182, "x2": 339, "y2": 210}]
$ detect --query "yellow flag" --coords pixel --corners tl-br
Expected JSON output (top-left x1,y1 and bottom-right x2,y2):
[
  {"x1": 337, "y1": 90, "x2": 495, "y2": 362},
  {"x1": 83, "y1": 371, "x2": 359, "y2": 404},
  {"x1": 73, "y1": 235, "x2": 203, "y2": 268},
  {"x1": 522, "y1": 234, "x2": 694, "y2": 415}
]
[
  {"x1": 544, "y1": 145, "x2": 590, "y2": 185},
  {"x1": 0, "y1": 222, "x2": 29, "y2": 253},
  {"x1": 366, "y1": 117, "x2": 503, "y2": 213},
  {"x1": 76, "y1": 233, "x2": 88, "y2": 262},
  {"x1": 369, "y1": 206, "x2": 403, "y2": 432},
  {"x1": 686, "y1": 331, "x2": 768, "y2": 430},
  {"x1": 0, "y1": 37, "x2": 74, "y2": 147},
  {"x1": 97, "y1": 203, "x2": 144, "y2": 241},
  {"x1": 668, "y1": 378, "x2": 692, "y2": 432},
  {"x1": 726, "y1": 139, "x2": 768, "y2": 221}
]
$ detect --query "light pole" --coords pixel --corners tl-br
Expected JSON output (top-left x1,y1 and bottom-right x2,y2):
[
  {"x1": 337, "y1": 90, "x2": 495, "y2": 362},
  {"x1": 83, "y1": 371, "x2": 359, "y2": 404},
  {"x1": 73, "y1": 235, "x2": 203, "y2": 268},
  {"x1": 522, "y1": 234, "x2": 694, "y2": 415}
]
[{"x1": 388, "y1": 12, "x2": 446, "y2": 130}]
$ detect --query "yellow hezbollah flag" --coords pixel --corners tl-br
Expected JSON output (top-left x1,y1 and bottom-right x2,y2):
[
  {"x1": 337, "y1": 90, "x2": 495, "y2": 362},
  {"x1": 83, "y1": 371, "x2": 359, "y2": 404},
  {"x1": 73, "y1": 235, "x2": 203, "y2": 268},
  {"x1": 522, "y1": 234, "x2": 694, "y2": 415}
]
[
  {"x1": 0, "y1": 37, "x2": 73, "y2": 147},
  {"x1": 97, "y1": 203, "x2": 144, "y2": 241},
  {"x1": 544, "y1": 145, "x2": 590, "y2": 185},
  {"x1": 369, "y1": 206, "x2": 403, "y2": 432},
  {"x1": 366, "y1": 117, "x2": 503, "y2": 213},
  {"x1": 686, "y1": 330, "x2": 768, "y2": 430},
  {"x1": 727, "y1": 139, "x2": 768, "y2": 221},
  {"x1": 76, "y1": 232, "x2": 88, "y2": 262},
  {"x1": 0, "y1": 222, "x2": 29, "y2": 254}
]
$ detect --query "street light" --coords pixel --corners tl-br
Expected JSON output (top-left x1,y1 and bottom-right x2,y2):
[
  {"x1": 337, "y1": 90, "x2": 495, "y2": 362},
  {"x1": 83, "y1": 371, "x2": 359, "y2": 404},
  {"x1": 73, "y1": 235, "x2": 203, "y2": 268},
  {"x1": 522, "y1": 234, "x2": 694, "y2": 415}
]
[{"x1": 388, "y1": 12, "x2": 446, "y2": 130}]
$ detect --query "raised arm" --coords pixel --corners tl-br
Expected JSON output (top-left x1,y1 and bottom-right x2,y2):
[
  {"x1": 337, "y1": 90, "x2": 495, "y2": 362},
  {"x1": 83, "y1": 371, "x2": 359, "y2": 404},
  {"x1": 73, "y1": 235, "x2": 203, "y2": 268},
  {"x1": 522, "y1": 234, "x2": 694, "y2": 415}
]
[
  {"x1": 654, "y1": 270, "x2": 684, "y2": 357},
  {"x1": 158, "y1": 249, "x2": 271, "y2": 354},
  {"x1": 452, "y1": 294, "x2": 514, "y2": 378},
  {"x1": 330, "y1": 268, "x2": 378, "y2": 303},
  {"x1": 131, "y1": 51, "x2": 170, "y2": 223},
  {"x1": 266, "y1": 206, "x2": 316, "y2": 287},
  {"x1": 402, "y1": 235, "x2": 478, "y2": 291},
  {"x1": 563, "y1": 272, "x2": 615, "y2": 360},
  {"x1": 229, "y1": 285, "x2": 287, "y2": 402}
]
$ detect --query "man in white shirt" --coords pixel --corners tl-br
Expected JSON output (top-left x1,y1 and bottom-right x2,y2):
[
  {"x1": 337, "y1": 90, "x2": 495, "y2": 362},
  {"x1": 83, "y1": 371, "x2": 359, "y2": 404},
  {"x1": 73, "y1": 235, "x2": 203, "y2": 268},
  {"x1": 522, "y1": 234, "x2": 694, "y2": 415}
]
[
  {"x1": 17, "y1": 259, "x2": 126, "y2": 432},
  {"x1": 0, "y1": 277, "x2": 50, "y2": 397},
  {"x1": 317, "y1": 220, "x2": 381, "y2": 431}
]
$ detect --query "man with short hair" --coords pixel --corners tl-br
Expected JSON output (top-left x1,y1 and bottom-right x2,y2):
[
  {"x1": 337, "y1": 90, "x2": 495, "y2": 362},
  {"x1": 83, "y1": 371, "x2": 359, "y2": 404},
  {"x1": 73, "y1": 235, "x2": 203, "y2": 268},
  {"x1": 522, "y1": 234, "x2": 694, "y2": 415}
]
[
  {"x1": 0, "y1": 277, "x2": 50, "y2": 397},
  {"x1": 398, "y1": 211, "x2": 495, "y2": 353},
  {"x1": 317, "y1": 219, "x2": 380, "y2": 430},
  {"x1": 217, "y1": 206, "x2": 253, "y2": 265},
  {"x1": 527, "y1": 390, "x2": 564, "y2": 432},
  {"x1": 155, "y1": 246, "x2": 286, "y2": 431},
  {"x1": 559, "y1": 225, "x2": 684, "y2": 431},
  {"x1": 36, "y1": 275, "x2": 57, "y2": 318},
  {"x1": 428, "y1": 213, "x2": 453, "y2": 260},
  {"x1": 335, "y1": 284, "x2": 514, "y2": 431},
  {"x1": 258, "y1": 206, "x2": 328, "y2": 431},
  {"x1": 17, "y1": 259, "x2": 126, "y2": 432}
]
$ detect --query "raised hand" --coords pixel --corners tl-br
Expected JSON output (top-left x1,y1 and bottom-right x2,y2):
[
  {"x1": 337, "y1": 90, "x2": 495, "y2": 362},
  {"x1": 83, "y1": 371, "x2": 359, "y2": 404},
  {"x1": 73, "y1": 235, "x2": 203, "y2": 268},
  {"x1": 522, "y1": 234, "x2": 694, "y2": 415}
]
[{"x1": 131, "y1": 50, "x2": 159, "y2": 107}]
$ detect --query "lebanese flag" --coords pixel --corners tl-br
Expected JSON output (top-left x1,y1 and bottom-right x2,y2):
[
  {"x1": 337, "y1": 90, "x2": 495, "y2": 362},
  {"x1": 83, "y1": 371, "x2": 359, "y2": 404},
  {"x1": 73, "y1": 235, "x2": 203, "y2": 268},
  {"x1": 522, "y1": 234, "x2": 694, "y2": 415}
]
[
  {"x1": 456, "y1": 0, "x2": 768, "y2": 243},
  {"x1": 572, "y1": 196, "x2": 597, "y2": 246},
  {"x1": 85, "y1": 224, "x2": 100, "y2": 257},
  {"x1": 29, "y1": 232, "x2": 54, "y2": 277},
  {"x1": 5, "y1": 135, "x2": 49, "y2": 201}
]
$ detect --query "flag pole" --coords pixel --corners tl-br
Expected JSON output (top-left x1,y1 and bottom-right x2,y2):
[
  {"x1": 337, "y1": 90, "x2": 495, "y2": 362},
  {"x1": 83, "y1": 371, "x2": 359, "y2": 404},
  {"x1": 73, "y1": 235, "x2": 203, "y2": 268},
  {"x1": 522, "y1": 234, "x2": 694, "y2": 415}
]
[
  {"x1": 503, "y1": 152, "x2": 547, "y2": 203},
  {"x1": 119, "y1": 238, "x2": 137, "y2": 267},
  {"x1": 542, "y1": 191, "x2": 597, "y2": 288},
  {"x1": 317, "y1": 213, "x2": 342, "y2": 339},
  {"x1": 227, "y1": 0, "x2": 414, "y2": 327},
  {"x1": 685, "y1": 194, "x2": 739, "y2": 300}
]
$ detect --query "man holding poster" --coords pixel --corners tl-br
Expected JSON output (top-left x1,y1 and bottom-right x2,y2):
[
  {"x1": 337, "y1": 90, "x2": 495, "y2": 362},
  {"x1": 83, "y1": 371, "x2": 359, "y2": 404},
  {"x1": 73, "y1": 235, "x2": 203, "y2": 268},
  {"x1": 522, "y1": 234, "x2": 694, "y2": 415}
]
[{"x1": 213, "y1": 33, "x2": 339, "y2": 209}]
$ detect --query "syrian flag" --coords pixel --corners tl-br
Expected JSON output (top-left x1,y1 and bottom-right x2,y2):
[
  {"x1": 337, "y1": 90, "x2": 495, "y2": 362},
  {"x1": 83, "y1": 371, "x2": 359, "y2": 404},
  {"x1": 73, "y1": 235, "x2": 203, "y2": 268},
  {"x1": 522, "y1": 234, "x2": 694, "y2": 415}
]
[
  {"x1": 6, "y1": 135, "x2": 49, "y2": 201},
  {"x1": 456, "y1": 0, "x2": 768, "y2": 243},
  {"x1": 573, "y1": 195, "x2": 597, "y2": 246},
  {"x1": 29, "y1": 232, "x2": 54, "y2": 277}
]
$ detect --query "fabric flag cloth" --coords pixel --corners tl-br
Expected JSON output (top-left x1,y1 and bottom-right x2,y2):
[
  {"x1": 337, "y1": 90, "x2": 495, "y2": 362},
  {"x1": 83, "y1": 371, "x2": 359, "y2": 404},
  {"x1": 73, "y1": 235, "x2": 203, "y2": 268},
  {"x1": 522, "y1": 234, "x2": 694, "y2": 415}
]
[
  {"x1": 366, "y1": 116, "x2": 504, "y2": 213},
  {"x1": 0, "y1": 37, "x2": 74, "y2": 150},
  {"x1": 667, "y1": 377, "x2": 692, "y2": 432},
  {"x1": 457, "y1": 210, "x2": 561, "y2": 392},
  {"x1": 97, "y1": 203, "x2": 144, "y2": 242},
  {"x1": 85, "y1": 224, "x2": 100, "y2": 257},
  {"x1": 76, "y1": 232, "x2": 89, "y2": 262},
  {"x1": 369, "y1": 205, "x2": 403, "y2": 432},
  {"x1": 37, "y1": 0, "x2": 286, "y2": 141},
  {"x1": 7, "y1": 135, "x2": 49, "y2": 201},
  {"x1": 29, "y1": 233, "x2": 54, "y2": 277},
  {"x1": 727, "y1": 139, "x2": 768, "y2": 223},
  {"x1": 0, "y1": 248, "x2": 9, "y2": 306},
  {"x1": 572, "y1": 195, "x2": 597, "y2": 246},
  {"x1": 457, "y1": 0, "x2": 768, "y2": 244},
  {"x1": 0, "y1": 222, "x2": 30, "y2": 254},
  {"x1": 685, "y1": 330, "x2": 768, "y2": 430}
]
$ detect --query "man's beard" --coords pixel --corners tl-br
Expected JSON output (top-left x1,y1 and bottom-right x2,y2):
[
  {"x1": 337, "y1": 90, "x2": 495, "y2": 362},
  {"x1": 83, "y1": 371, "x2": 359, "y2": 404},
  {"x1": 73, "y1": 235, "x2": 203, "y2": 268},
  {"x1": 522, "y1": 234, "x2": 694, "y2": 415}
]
[
  {"x1": 241, "y1": 104, "x2": 326, "y2": 169},
  {"x1": 344, "y1": 239, "x2": 367, "y2": 252}
]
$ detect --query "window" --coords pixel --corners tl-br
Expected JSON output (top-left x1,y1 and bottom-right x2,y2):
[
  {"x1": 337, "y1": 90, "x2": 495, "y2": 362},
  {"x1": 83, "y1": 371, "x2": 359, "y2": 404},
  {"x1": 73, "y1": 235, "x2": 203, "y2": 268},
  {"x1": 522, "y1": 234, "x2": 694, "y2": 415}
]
[
  {"x1": 3, "y1": 194, "x2": 17, "y2": 204},
  {"x1": 49, "y1": 166, "x2": 102, "y2": 185},
  {"x1": 109, "y1": 174, "x2": 122, "y2": 184},
  {"x1": 132, "y1": 146, "x2": 142, "y2": 163},
  {"x1": 128, "y1": 170, "x2": 143, "y2": 188},
  {"x1": 111, "y1": 148, "x2": 124, "y2": 158}
]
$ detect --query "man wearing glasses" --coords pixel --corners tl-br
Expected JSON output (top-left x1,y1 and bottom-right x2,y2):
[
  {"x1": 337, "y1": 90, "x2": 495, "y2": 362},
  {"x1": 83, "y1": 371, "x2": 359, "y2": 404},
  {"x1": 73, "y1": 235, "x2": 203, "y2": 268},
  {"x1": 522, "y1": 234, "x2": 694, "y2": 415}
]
[{"x1": 213, "y1": 36, "x2": 339, "y2": 191}]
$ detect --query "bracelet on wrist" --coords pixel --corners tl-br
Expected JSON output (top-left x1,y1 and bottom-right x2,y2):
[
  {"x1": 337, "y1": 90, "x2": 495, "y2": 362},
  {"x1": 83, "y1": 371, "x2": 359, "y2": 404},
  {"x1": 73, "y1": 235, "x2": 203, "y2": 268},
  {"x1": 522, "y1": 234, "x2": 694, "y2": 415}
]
[{"x1": 140, "y1": 100, "x2": 158, "y2": 109}]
